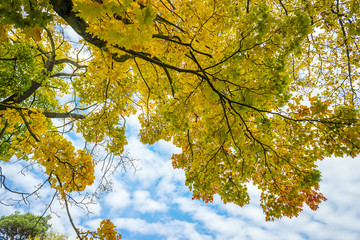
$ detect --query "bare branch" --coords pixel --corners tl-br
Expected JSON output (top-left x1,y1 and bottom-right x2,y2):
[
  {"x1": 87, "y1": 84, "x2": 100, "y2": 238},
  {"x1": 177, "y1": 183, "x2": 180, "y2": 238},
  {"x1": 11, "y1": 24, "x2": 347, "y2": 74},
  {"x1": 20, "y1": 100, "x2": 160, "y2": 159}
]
[
  {"x1": 54, "y1": 58, "x2": 87, "y2": 68},
  {"x1": 50, "y1": 72, "x2": 83, "y2": 78}
]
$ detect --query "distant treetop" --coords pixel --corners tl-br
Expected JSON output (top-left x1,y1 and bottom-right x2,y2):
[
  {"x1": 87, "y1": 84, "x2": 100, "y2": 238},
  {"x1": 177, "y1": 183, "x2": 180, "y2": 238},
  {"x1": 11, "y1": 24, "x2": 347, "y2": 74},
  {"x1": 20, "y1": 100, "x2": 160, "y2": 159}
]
[{"x1": 0, "y1": 212, "x2": 51, "y2": 240}]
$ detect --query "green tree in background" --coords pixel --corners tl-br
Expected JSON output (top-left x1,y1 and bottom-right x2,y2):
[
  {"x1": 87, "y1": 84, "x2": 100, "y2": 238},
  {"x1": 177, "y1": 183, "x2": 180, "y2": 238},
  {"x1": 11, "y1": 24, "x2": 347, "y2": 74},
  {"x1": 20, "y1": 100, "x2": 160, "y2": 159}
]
[{"x1": 0, "y1": 212, "x2": 51, "y2": 240}]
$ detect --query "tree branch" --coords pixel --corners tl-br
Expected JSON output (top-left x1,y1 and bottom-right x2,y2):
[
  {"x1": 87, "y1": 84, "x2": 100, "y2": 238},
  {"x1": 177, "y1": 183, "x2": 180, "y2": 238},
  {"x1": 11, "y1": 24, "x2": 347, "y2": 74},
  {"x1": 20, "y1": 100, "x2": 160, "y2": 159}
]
[
  {"x1": 0, "y1": 81, "x2": 42, "y2": 110},
  {"x1": 0, "y1": 29, "x2": 58, "y2": 110},
  {"x1": 17, "y1": 109, "x2": 40, "y2": 142},
  {"x1": 49, "y1": 0, "x2": 203, "y2": 72},
  {"x1": 56, "y1": 175, "x2": 83, "y2": 240},
  {"x1": 54, "y1": 58, "x2": 87, "y2": 68},
  {"x1": 43, "y1": 112, "x2": 86, "y2": 119},
  {"x1": 49, "y1": 0, "x2": 132, "y2": 62},
  {"x1": 0, "y1": 103, "x2": 86, "y2": 120},
  {"x1": 50, "y1": 72, "x2": 83, "y2": 78}
]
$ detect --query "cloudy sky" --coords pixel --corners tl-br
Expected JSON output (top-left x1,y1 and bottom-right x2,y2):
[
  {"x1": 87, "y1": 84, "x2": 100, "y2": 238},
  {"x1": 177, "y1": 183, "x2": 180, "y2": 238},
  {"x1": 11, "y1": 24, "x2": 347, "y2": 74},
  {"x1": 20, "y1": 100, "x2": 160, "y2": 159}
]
[{"x1": 1, "y1": 112, "x2": 360, "y2": 240}]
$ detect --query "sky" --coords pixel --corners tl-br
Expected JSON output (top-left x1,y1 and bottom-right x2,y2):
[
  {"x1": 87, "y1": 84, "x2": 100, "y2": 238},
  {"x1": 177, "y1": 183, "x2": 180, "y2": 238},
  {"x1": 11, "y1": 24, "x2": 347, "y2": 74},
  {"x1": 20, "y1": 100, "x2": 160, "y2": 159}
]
[
  {"x1": 1, "y1": 26, "x2": 360, "y2": 240},
  {"x1": 1, "y1": 112, "x2": 360, "y2": 240}
]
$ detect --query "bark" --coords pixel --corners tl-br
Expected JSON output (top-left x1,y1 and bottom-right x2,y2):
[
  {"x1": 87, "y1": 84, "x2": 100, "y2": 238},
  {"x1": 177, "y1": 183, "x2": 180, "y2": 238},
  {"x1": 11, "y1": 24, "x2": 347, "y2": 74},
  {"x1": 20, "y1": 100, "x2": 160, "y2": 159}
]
[
  {"x1": 43, "y1": 112, "x2": 85, "y2": 119},
  {"x1": 49, "y1": 0, "x2": 131, "y2": 62},
  {"x1": 0, "y1": 103, "x2": 85, "y2": 120},
  {"x1": 0, "y1": 55, "x2": 56, "y2": 111},
  {"x1": 0, "y1": 81, "x2": 41, "y2": 111}
]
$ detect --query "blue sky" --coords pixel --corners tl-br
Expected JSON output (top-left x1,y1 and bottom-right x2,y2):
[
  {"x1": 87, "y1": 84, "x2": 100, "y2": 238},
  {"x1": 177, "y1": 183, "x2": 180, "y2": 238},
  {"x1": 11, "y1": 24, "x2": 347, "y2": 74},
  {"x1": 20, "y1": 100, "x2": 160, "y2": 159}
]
[{"x1": 1, "y1": 113, "x2": 360, "y2": 240}]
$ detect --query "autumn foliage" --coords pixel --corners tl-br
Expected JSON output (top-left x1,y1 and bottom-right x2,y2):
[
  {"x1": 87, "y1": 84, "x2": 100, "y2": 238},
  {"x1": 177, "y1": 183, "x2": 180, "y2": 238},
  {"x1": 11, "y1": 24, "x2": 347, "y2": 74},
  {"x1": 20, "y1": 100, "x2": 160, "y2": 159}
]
[{"x1": 1, "y1": 0, "x2": 360, "y2": 237}]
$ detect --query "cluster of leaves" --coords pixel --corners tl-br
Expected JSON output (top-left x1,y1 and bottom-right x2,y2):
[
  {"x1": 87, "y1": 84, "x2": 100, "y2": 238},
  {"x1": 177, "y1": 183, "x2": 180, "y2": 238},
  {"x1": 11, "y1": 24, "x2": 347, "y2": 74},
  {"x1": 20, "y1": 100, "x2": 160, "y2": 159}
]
[
  {"x1": 74, "y1": 0, "x2": 156, "y2": 50},
  {"x1": 0, "y1": 40, "x2": 43, "y2": 98},
  {"x1": 0, "y1": 0, "x2": 53, "y2": 29},
  {"x1": 0, "y1": 0, "x2": 53, "y2": 41},
  {"x1": 78, "y1": 220, "x2": 121, "y2": 240},
  {"x1": 1, "y1": 106, "x2": 95, "y2": 197}
]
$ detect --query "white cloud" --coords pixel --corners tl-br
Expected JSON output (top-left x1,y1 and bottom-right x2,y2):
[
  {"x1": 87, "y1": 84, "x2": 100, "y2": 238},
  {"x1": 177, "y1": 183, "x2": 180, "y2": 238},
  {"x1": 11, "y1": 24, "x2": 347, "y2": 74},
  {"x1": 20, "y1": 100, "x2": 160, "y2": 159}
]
[
  {"x1": 104, "y1": 181, "x2": 131, "y2": 210},
  {"x1": 175, "y1": 197, "x2": 251, "y2": 239},
  {"x1": 124, "y1": 136, "x2": 173, "y2": 188},
  {"x1": 132, "y1": 190, "x2": 167, "y2": 213},
  {"x1": 113, "y1": 217, "x2": 212, "y2": 240},
  {"x1": 1, "y1": 162, "x2": 43, "y2": 193},
  {"x1": 155, "y1": 167, "x2": 187, "y2": 198},
  {"x1": 126, "y1": 114, "x2": 142, "y2": 135},
  {"x1": 0, "y1": 199, "x2": 16, "y2": 216}
]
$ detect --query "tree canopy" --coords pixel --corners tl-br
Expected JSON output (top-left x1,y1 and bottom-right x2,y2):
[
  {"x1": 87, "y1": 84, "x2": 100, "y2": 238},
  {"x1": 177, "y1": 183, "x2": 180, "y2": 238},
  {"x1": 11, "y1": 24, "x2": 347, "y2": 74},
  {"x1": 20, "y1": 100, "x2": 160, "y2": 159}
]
[
  {"x1": 0, "y1": 0, "x2": 359, "y2": 237},
  {"x1": 0, "y1": 212, "x2": 51, "y2": 240}
]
